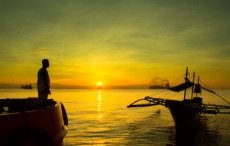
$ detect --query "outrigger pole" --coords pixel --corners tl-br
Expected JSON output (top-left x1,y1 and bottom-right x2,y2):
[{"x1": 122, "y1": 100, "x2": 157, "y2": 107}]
[
  {"x1": 127, "y1": 96, "x2": 230, "y2": 115},
  {"x1": 127, "y1": 96, "x2": 165, "y2": 108}
]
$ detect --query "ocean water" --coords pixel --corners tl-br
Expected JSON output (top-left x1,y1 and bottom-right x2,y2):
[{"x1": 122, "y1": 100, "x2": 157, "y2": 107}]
[{"x1": 0, "y1": 89, "x2": 230, "y2": 146}]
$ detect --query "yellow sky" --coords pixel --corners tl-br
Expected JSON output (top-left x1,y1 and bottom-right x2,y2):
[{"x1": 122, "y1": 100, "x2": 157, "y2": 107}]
[{"x1": 0, "y1": 0, "x2": 230, "y2": 88}]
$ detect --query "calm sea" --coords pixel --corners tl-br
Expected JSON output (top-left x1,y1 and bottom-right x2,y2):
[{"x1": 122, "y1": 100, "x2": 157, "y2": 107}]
[{"x1": 0, "y1": 88, "x2": 230, "y2": 146}]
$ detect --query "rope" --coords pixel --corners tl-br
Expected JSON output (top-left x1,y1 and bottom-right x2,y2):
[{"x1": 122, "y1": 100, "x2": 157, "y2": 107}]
[
  {"x1": 215, "y1": 93, "x2": 230, "y2": 105},
  {"x1": 200, "y1": 79, "x2": 230, "y2": 105}
]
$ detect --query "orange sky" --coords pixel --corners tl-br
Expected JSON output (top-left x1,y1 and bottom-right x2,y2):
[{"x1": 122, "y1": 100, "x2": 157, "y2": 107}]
[{"x1": 0, "y1": 0, "x2": 230, "y2": 88}]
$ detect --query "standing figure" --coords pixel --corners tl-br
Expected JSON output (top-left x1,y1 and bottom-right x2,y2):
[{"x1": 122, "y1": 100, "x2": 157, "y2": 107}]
[{"x1": 37, "y1": 59, "x2": 51, "y2": 101}]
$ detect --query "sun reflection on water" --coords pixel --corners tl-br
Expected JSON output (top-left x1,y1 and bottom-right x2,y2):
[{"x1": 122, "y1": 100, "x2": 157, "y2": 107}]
[{"x1": 97, "y1": 90, "x2": 103, "y2": 120}]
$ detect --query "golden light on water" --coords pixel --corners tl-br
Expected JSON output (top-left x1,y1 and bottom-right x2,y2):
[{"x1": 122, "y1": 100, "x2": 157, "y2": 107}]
[{"x1": 97, "y1": 90, "x2": 102, "y2": 120}]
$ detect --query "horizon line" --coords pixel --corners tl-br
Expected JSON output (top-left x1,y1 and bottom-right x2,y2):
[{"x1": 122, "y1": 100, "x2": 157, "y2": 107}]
[{"x1": 0, "y1": 83, "x2": 229, "y2": 90}]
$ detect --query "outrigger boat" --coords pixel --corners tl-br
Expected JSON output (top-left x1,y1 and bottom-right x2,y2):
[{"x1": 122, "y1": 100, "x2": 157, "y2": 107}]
[{"x1": 128, "y1": 67, "x2": 230, "y2": 130}]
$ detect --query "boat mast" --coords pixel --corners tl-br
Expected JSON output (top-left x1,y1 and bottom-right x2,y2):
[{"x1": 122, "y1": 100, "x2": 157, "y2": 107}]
[
  {"x1": 196, "y1": 76, "x2": 200, "y2": 97},
  {"x1": 191, "y1": 72, "x2": 195, "y2": 99},
  {"x1": 184, "y1": 67, "x2": 188, "y2": 100}
]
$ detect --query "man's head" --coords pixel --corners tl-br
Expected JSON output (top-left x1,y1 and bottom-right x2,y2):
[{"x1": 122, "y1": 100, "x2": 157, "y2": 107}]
[{"x1": 42, "y1": 59, "x2": 49, "y2": 68}]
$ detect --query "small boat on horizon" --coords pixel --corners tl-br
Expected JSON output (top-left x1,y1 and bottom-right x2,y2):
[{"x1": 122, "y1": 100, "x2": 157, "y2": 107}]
[
  {"x1": 20, "y1": 83, "x2": 33, "y2": 89},
  {"x1": 0, "y1": 98, "x2": 68, "y2": 146},
  {"x1": 128, "y1": 67, "x2": 230, "y2": 130}
]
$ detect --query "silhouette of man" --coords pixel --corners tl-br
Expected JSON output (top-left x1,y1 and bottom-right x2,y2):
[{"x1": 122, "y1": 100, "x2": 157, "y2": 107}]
[{"x1": 37, "y1": 59, "x2": 51, "y2": 101}]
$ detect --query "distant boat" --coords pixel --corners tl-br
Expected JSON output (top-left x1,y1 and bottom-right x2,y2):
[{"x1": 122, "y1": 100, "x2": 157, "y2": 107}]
[
  {"x1": 149, "y1": 79, "x2": 170, "y2": 89},
  {"x1": 21, "y1": 83, "x2": 33, "y2": 89},
  {"x1": 128, "y1": 67, "x2": 230, "y2": 130},
  {"x1": 0, "y1": 98, "x2": 68, "y2": 146}
]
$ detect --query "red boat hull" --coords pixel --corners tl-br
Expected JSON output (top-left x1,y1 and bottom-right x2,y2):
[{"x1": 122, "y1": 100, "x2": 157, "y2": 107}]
[{"x1": 0, "y1": 98, "x2": 68, "y2": 146}]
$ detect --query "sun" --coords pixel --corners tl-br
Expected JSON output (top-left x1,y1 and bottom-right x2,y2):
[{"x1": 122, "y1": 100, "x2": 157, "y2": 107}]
[{"x1": 97, "y1": 81, "x2": 103, "y2": 89}]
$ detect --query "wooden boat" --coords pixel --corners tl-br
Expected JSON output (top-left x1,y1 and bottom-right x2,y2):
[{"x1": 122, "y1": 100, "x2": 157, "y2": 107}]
[
  {"x1": 128, "y1": 67, "x2": 230, "y2": 130},
  {"x1": 0, "y1": 98, "x2": 68, "y2": 146}
]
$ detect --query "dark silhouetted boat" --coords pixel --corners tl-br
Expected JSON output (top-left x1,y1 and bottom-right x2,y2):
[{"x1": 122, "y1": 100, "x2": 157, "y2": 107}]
[
  {"x1": 0, "y1": 98, "x2": 68, "y2": 146},
  {"x1": 128, "y1": 67, "x2": 230, "y2": 130}
]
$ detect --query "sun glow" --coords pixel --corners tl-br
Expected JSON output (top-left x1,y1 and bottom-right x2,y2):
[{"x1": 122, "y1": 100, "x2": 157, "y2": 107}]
[{"x1": 97, "y1": 81, "x2": 103, "y2": 89}]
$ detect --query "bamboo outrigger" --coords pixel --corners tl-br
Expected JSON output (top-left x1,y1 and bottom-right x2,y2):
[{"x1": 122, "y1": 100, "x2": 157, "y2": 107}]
[{"x1": 128, "y1": 96, "x2": 230, "y2": 114}]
